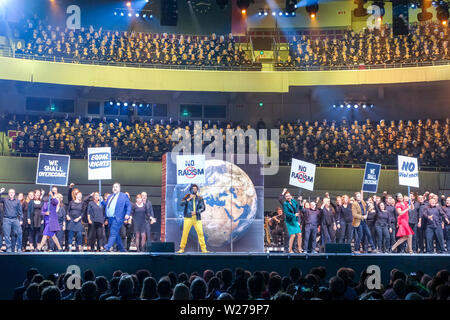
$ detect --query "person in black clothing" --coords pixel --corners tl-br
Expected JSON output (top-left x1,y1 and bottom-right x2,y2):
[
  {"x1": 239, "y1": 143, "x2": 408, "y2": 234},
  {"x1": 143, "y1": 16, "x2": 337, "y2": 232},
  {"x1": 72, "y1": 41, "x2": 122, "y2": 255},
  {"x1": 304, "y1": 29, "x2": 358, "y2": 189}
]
[
  {"x1": 374, "y1": 201, "x2": 392, "y2": 253},
  {"x1": 302, "y1": 201, "x2": 321, "y2": 253},
  {"x1": 366, "y1": 200, "x2": 378, "y2": 251},
  {"x1": 0, "y1": 187, "x2": 23, "y2": 253},
  {"x1": 337, "y1": 195, "x2": 353, "y2": 244},
  {"x1": 87, "y1": 192, "x2": 105, "y2": 251},
  {"x1": 130, "y1": 194, "x2": 148, "y2": 252},
  {"x1": 320, "y1": 197, "x2": 337, "y2": 249},
  {"x1": 442, "y1": 197, "x2": 450, "y2": 252},
  {"x1": 27, "y1": 189, "x2": 44, "y2": 251},
  {"x1": 66, "y1": 191, "x2": 85, "y2": 252},
  {"x1": 408, "y1": 193, "x2": 421, "y2": 252},
  {"x1": 415, "y1": 194, "x2": 427, "y2": 253},
  {"x1": 141, "y1": 192, "x2": 156, "y2": 246},
  {"x1": 421, "y1": 197, "x2": 448, "y2": 253}
]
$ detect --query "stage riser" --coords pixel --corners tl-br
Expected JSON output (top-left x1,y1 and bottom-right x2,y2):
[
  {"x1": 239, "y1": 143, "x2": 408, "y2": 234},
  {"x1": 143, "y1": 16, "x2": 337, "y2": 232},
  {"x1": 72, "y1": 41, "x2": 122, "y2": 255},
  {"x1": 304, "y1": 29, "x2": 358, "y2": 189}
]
[{"x1": 1, "y1": 254, "x2": 449, "y2": 300}]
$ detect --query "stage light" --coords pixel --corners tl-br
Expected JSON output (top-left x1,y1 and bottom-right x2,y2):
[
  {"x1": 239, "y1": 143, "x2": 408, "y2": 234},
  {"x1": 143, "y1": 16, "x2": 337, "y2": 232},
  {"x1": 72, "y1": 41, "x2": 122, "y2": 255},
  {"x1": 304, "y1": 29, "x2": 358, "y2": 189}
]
[
  {"x1": 114, "y1": 12, "x2": 117, "y2": 16},
  {"x1": 264, "y1": 11, "x2": 268, "y2": 16},
  {"x1": 258, "y1": 11, "x2": 262, "y2": 16},
  {"x1": 259, "y1": 102, "x2": 264, "y2": 107},
  {"x1": 116, "y1": 102, "x2": 121, "y2": 106},
  {"x1": 237, "y1": 0, "x2": 252, "y2": 12},
  {"x1": 306, "y1": 1, "x2": 319, "y2": 19},
  {"x1": 370, "y1": 104, "x2": 374, "y2": 109},
  {"x1": 272, "y1": 11, "x2": 276, "y2": 16},
  {"x1": 150, "y1": 14, "x2": 153, "y2": 18},
  {"x1": 346, "y1": 104, "x2": 351, "y2": 109},
  {"x1": 340, "y1": 104, "x2": 344, "y2": 108},
  {"x1": 354, "y1": 104, "x2": 359, "y2": 109},
  {"x1": 286, "y1": 0, "x2": 298, "y2": 14},
  {"x1": 135, "y1": 13, "x2": 139, "y2": 17},
  {"x1": 132, "y1": 103, "x2": 136, "y2": 107},
  {"x1": 143, "y1": 13, "x2": 147, "y2": 18},
  {"x1": 128, "y1": 13, "x2": 132, "y2": 17},
  {"x1": 124, "y1": 102, "x2": 128, "y2": 107},
  {"x1": 377, "y1": 17, "x2": 382, "y2": 22},
  {"x1": 126, "y1": 1, "x2": 131, "y2": 7},
  {"x1": 332, "y1": 104, "x2": 336, "y2": 108},
  {"x1": 109, "y1": 101, "x2": 114, "y2": 106},
  {"x1": 362, "y1": 104, "x2": 367, "y2": 109},
  {"x1": 279, "y1": 12, "x2": 283, "y2": 16},
  {"x1": 120, "y1": 12, "x2": 124, "y2": 16},
  {"x1": 292, "y1": 12, "x2": 296, "y2": 16},
  {"x1": 285, "y1": 11, "x2": 289, "y2": 16},
  {"x1": 437, "y1": 2, "x2": 449, "y2": 24},
  {"x1": 139, "y1": 103, "x2": 143, "y2": 108}
]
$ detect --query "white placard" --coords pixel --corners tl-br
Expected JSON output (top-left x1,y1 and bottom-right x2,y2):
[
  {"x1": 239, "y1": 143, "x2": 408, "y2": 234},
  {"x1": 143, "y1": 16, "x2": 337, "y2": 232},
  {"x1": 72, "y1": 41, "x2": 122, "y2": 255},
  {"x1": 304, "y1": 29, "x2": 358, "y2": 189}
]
[
  {"x1": 289, "y1": 158, "x2": 316, "y2": 191},
  {"x1": 176, "y1": 154, "x2": 206, "y2": 184},
  {"x1": 398, "y1": 155, "x2": 419, "y2": 188},
  {"x1": 88, "y1": 147, "x2": 112, "y2": 180}
]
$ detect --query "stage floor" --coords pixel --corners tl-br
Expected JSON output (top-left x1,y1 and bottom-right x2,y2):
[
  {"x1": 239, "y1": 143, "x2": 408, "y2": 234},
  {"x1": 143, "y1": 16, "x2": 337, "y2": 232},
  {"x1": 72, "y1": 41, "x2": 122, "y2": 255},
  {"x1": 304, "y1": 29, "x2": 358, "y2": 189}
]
[{"x1": 1, "y1": 252, "x2": 449, "y2": 299}]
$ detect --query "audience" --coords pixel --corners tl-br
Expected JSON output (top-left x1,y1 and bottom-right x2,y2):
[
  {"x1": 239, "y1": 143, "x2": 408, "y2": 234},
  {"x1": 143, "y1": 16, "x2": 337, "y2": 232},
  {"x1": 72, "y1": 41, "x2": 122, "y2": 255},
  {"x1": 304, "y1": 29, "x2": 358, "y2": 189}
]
[
  {"x1": 3, "y1": 113, "x2": 448, "y2": 167},
  {"x1": 275, "y1": 23, "x2": 450, "y2": 69},
  {"x1": 12, "y1": 18, "x2": 259, "y2": 70},
  {"x1": 16, "y1": 266, "x2": 448, "y2": 300}
]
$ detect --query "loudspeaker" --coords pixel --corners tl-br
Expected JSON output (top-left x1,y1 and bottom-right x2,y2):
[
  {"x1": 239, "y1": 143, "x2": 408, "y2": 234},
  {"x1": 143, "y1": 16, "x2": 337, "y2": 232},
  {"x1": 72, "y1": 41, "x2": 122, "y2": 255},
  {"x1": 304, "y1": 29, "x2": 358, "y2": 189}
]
[
  {"x1": 146, "y1": 242, "x2": 175, "y2": 253},
  {"x1": 325, "y1": 243, "x2": 352, "y2": 253},
  {"x1": 160, "y1": 0, "x2": 178, "y2": 26}
]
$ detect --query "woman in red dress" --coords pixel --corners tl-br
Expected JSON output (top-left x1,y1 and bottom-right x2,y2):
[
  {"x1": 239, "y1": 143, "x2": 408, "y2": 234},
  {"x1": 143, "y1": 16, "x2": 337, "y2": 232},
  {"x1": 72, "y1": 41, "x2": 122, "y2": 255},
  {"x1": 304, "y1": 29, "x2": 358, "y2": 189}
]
[{"x1": 391, "y1": 193, "x2": 414, "y2": 253}]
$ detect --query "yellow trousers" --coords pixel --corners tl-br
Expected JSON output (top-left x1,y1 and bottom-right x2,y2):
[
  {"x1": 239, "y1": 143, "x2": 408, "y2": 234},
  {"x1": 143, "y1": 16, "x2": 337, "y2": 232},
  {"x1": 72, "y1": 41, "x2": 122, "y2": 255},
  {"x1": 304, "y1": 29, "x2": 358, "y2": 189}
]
[{"x1": 179, "y1": 216, "x2": 207, "y2": 252}]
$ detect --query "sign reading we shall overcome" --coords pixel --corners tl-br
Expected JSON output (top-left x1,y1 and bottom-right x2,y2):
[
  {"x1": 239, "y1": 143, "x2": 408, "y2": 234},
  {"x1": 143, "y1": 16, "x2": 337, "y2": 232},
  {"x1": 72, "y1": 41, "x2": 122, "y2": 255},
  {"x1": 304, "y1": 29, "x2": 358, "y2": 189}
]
[
  {"x1": 176, "y1": 154, "x2": 206, "y2": 185},
  {"x1": 362, "y1": 162, "x2": 382, "y2": 193},
  {"x1": 35, "y1": 153, "x2": 70, "y2": 186},
  {"x1": 88, "y1": 147, "x2": 112, "y2": 180},
  {"x1": 289, "y1": 158, "x2": 316, "y2": 191},
  {"x1": 398, "y1": 155, "x2": 419, "y2": 188}
]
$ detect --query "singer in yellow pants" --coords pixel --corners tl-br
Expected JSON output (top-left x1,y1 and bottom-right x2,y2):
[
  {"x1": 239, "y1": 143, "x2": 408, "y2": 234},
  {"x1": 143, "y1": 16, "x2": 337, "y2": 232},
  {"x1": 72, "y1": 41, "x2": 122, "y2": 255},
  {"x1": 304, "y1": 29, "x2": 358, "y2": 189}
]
[
  {"x1": 179, "y1": 215, "x2": 207, "y2": 252},
  {"x1": 178, "y1": 184, "x2": 209, "y2": 253}
]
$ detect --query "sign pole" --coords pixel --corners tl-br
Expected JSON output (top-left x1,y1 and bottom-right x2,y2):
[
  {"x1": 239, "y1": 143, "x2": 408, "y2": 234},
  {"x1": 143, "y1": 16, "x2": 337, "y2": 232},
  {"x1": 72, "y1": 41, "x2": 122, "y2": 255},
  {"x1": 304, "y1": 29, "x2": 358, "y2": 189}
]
[
  {"x1": 99, "y1": 180, "x2": 102, "y2": 197},
  {"x1": 407, "y1": 186, "x2": 411, "y2": 206}
]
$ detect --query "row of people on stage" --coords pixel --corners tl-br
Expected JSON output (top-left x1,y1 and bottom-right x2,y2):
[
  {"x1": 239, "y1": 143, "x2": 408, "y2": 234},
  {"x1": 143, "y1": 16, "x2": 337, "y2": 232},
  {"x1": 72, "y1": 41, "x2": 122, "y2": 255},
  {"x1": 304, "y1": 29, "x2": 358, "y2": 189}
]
[
  {"x1": 0, "y1": 184, "x2": 156, "y2": 253},
  {"x1": 270, "y1": 189, "x2": 450, "y2": 254}
]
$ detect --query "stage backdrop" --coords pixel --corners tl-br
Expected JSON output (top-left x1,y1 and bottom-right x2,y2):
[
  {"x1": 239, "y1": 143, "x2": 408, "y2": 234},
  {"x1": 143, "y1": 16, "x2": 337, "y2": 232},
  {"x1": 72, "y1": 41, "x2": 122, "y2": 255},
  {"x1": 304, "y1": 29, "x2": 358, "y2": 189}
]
[{"x1": 162, "y1": 153, "x2": 264, "y2": 253}]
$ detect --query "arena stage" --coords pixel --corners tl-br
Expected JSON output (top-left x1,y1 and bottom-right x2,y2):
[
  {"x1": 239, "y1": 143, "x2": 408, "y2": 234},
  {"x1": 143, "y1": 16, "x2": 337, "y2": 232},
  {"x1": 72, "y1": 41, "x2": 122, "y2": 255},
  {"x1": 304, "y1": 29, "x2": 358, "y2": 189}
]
[{"x1": 0, "y1": 252, "x2": 449, "y2": 299}]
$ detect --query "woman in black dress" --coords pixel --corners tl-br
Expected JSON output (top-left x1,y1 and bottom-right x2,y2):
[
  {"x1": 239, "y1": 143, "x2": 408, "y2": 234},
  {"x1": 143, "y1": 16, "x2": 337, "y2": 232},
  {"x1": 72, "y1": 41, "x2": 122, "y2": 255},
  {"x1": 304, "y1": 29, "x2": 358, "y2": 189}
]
[
  {"x1": 66, "y1": 191, "x2": 84, "y2": 252},
  {"x1": 27, "y1": 189, "x2": 44, "y2": 251},
  {"x1": 131, "y1": 194, "x2": 148, "y2": 252}
]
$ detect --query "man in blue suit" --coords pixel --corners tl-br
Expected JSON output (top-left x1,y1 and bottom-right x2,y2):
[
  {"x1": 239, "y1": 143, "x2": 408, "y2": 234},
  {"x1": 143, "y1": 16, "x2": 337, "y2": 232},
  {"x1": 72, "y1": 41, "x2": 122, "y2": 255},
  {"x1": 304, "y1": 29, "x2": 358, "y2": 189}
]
[{"x1": 103, "y1": 183, "x2": 131, "y2": 252}]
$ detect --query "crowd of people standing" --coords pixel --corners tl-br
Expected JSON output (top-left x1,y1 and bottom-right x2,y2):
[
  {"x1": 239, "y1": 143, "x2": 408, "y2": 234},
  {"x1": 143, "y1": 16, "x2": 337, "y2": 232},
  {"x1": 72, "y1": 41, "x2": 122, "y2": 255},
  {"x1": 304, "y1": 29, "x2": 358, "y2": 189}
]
[
  {"x1": 0, "y1": 183, "x2": 156, "y2": 253},
  {"x1": 269, "y1": 189, "x2": 450, "y2": 254}
]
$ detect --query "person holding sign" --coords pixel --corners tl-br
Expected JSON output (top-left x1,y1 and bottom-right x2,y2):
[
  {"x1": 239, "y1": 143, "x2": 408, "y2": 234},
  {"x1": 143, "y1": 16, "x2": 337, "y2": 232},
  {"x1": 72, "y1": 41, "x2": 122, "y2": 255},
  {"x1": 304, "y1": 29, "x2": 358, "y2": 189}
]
[
  {"x1": 281, "y1": 190, "x2": 302, "y2": 254},
  {"x1": 177, "y1": 184, "x2": 208, "y2": 254},
  {"x1": 351, "y1": 191, "x2": 375, "y2": 253},
  {"x1": 391, "y1": 193, "x2": 415, "y2": 253},
  {"x1": 36, "y1": 193, "x2": 63, "y2": 252}
]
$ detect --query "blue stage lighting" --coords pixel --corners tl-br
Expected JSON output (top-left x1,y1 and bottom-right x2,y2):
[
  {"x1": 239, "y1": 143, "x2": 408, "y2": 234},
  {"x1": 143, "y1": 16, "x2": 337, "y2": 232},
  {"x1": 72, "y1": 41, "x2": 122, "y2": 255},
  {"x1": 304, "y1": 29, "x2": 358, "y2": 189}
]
[{"x1": 124, "y1": 102, "x2": 128, "y2": 107}]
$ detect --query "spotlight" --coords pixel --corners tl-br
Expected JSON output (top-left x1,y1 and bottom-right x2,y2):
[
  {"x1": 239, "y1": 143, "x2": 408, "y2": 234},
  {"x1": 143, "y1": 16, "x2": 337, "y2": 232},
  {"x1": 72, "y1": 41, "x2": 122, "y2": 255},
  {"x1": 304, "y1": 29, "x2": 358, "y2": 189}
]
[
  {"x1": 362, "y1": 104, "x2": 367, "y2": 109},
  {"x1": 443, "y1": 20, "x2": 448, "y2": 26},
  {"x1": 264, "y1": 11, "x2": 268, "y2": 16},
  {"x1": 279, "y1": 11, "x2": 283, "y2": 16},
  {"x1": 124, "y1": 102, "x2": 129, "y2": 107},
  {"x1": 332, "y1": 104, "x2": 336, "y2": 108},
  {"x1": 150, "y1": 14, "x2": 153, "y2": 18},
  {"x1": 114, "y1": 12, "x2": 117, "y2": 16},
  {"x1": 139, "y1": 103, "x2": 143, "y2": 108},
  {"x1": 126, "y1": 1, "x2": 131, "y2": 7},
  {"x1": 292, "y1": 12, "x2": 296, "y2": 16},
  {"x1": 128, "y1": 13, "x2": 132, "y2": 17},
  {"x1": 143, "y1": 14, "x2": 147, "y2": 18},
  {"x1": 285, "y1": 0, "x2": 298, "y2": 14},
  {"x1": 120, "y1": 12, "x2": 124, "y2": 16},
  {"x1": 132, "y1": 103, "x2": 136, "y2": 107},
  {"x1": 437, "y1": 2, "x2": 449, "y2": 23},
  {"x1": 116, "y1": 102, "x2": 121, "y2": 106},
  {"x1": 109, "y1": 101, "x2": 114, "y2": 106},
  {"x1": 346, "y1": 104, "x2": 351, "y2": 109},
  {"x1": 354, "y1": 104, "x2": 359, "y2": 109},
  {"x1": 236, "y1": 0, "x2": 253, "y2": 12},
  {"x1": 340, "y1": 104, "x2": 344, "y2": 108},
  {"x1": 258, "y1": 11, "x2": 262, "y2": 16},
  {"x1": 135, "y1": 13, "x2": 139, "y2": 17},
  {"x1": 306, "y1": 1, "x2": 319, "y2": 19},
  {"x1": 285, "y1": 11, "x2": 289, "y2": 16},
  {"x1": 370, "y1": 104, "x2": 374, "y2": 109},
  {"x1": 272, "y1": 11, "x2": 276, "y2": 16}
]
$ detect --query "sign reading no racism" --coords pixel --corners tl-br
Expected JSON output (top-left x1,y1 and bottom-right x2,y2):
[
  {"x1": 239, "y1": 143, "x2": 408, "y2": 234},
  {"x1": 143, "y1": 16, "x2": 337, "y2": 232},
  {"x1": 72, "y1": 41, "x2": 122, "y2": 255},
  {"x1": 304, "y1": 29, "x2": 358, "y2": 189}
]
[
  {"x1": 289, "y1": 158, "x2": 316, "y2": 191},
  {"x1": 36, "y1": 153, "x2": 70, "y2": 186},
  {"x1": 176, "y1": 154, "x2": 206, "y2": 184},
  {"x1": 88, "y1": 147, "x2": 112, "y2": 180},
  {"x1": 398, "y1": 155, "x2": 419, "y2": 188},
  {"x1": 362, "y1": 162, "x2": 381, "y2": 193}
]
